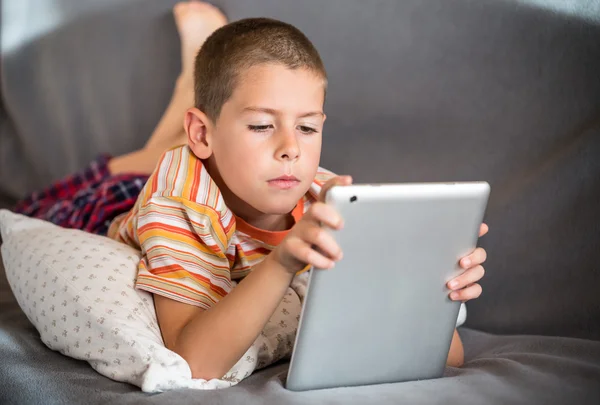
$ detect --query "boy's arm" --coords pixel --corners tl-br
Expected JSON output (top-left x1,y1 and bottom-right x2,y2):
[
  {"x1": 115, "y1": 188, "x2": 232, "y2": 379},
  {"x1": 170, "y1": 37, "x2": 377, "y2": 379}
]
[
  {"x1": 155, "y1": 254, "x2": 293, "y2": 380},
  {"x1": 159, "y1": 279, "x2": 466, "y2": 379},
  {"x1": 446, "y1": 329, "x2": 465, "y2": 367},
  {"x1": 154, "y1": 176, "x2": 351, "y2": 380}
]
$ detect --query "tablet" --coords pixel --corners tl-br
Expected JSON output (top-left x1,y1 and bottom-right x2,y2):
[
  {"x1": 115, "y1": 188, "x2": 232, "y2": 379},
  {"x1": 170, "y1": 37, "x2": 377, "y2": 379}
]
[{"x1": 286, "y1": 181, "x2": 490, "y2": 391}]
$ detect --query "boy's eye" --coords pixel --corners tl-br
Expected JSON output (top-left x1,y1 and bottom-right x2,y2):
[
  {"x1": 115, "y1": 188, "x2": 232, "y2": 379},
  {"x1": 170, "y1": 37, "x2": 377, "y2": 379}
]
[
  {"x1": 298, "y1": 126, "x2": 318, "y2": 134},
  {"x1": 248, "y1": 124, "x2": 273, "y2": 132}
]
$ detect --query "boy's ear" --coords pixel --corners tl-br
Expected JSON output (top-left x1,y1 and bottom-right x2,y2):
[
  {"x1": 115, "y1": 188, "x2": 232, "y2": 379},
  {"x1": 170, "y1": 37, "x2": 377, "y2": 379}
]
[{"x1": 185, "y1": 107, "x2": 214, "y2": 159}]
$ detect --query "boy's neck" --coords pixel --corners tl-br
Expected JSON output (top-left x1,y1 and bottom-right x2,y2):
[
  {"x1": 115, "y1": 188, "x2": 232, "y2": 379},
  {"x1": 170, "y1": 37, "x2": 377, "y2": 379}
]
[
  {"x1": 223, "y1": 191, "x2": 295, "y2": 232},
  {"x1": 238, "y1": 212, "x2": 295, "y2": 232}
]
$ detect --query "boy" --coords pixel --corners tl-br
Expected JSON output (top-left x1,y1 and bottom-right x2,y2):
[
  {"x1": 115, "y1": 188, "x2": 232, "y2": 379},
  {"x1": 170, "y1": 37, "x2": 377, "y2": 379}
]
[{"x1": 109, "y1": 9, "x2": 488, "y2": 380}]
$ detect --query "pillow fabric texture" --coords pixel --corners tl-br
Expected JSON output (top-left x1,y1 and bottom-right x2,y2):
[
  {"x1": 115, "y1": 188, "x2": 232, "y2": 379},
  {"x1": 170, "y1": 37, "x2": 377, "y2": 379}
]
[{"x1": 0, "y1": 210, "x2": 302, "y2": 392}]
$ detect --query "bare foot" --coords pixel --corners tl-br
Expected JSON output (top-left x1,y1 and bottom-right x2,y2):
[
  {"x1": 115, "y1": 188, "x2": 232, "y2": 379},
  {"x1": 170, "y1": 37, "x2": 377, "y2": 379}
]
[{"x1": 173, "y1": 1, "x2": 227, "y2": 81}]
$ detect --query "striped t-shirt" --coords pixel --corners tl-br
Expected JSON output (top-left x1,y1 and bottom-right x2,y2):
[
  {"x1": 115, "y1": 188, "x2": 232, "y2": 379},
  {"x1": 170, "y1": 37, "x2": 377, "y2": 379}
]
[{"x1": 108, "y1": 145, "x2": 335, "y2": 309}]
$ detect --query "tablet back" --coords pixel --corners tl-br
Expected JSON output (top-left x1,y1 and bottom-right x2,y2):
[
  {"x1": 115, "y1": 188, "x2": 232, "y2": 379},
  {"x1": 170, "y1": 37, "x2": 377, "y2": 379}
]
[{"x1": 286, "y1": 182, "x2": 490, "y2": 391}]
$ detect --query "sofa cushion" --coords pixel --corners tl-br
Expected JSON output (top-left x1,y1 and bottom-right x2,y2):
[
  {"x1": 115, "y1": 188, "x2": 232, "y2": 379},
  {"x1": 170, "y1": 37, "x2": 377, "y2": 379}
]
[{"x1": 2, "y1": 0, "x2": 599, "y2": 340}]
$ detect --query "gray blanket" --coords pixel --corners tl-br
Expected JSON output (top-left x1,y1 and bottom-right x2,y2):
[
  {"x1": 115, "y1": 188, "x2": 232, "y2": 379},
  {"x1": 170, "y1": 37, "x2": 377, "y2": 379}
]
[{"x1": 1, "y1": 259, "x2": 600, "y2": 405}]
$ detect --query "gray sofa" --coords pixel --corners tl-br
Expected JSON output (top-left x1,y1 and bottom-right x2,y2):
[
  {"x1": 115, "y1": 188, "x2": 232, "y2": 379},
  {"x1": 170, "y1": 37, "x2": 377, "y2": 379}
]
[{"x1": 1, "y1": 0, "x2": 600, "y2": 404}]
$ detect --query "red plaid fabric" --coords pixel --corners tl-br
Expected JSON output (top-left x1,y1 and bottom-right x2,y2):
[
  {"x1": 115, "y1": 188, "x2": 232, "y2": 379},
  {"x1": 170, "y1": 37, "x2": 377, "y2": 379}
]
[{"x1": 13, "y1": 156, "x2": 148, "y2": 235}]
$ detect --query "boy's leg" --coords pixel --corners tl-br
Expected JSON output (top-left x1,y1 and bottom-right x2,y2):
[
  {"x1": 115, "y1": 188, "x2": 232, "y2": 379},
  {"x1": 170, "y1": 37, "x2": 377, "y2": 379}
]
[
  {"x1": 107, "y1": 146, "x2": 169, "y2": 176},
  {"x1": 110, "y1": 1, "x2": 227, "y2": 175},
  {"x1": 15, "y1": 2, "x2": 227, "y2": 233}
]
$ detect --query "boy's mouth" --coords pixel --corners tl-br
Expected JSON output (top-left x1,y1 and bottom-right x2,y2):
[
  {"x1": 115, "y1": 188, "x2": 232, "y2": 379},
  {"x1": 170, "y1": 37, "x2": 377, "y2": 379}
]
[{"x1": 267, "y1": 175, "x2": 300, "y2": 190}]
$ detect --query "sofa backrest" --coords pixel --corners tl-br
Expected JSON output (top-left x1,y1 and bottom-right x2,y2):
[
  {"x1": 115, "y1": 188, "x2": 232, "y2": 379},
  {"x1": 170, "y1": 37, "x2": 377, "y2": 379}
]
[{"x1": 2, "y1": 0, "x2": 599, "y2": 339}]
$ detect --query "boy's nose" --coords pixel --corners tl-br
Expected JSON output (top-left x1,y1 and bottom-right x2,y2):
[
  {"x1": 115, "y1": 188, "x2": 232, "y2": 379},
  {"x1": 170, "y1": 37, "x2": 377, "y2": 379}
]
[{"x1": 277, "y1": 132, "x2": 300, "y2": 161}]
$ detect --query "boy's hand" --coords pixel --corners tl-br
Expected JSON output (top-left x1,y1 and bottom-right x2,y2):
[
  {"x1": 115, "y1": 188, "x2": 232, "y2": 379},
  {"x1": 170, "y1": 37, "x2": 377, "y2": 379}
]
[
  {"x1": 270, "y1": 176, "x2": 353, "y2": 275},
  {"x1": 447, "y1": 223, "x2": 489, "y2": 301}
]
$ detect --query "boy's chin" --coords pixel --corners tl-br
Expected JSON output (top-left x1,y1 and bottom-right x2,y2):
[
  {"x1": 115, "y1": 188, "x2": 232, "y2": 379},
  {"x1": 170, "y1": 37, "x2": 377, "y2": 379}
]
[
  {"x1": 255, "y1": 195, "x2": 304, "y2": 216},
  {"x1": 261, "y1": 201, "x2": 301, "y2": 216}
]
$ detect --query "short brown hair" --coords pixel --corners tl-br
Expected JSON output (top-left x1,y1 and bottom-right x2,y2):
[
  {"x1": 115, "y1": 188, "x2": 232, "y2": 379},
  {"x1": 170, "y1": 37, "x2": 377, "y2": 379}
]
[{"x1": 194, "y1": 18, "x2": 327, "y2": 121}]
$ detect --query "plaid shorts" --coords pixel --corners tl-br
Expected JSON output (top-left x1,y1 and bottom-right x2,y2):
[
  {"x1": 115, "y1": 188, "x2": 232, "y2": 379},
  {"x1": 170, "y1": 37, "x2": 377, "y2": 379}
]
[{"x1": 13, "y1": 156, "x2": 149, "y2": 236}]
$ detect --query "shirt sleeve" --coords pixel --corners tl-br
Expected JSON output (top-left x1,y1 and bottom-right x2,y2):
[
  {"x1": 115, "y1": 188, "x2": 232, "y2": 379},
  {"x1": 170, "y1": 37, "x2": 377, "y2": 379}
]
[
  {"x1": 456, "y1": 303, "x2": 467, "y2": 327},
  {"x1": 134, "y1": 195, "x2": 233, "y2": 309}
]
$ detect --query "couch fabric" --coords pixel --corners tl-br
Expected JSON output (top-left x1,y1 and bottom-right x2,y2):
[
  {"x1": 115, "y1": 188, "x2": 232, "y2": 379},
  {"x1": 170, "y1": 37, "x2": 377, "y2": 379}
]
[{"x1": 1, "y1": 0, "x2": 600, "y2": 403}]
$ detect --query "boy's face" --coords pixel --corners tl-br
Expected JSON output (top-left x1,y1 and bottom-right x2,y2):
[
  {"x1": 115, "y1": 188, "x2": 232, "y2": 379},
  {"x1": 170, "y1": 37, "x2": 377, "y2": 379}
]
[{"x1": 191, "y1": 64, "x2": 326, "y2": 220}]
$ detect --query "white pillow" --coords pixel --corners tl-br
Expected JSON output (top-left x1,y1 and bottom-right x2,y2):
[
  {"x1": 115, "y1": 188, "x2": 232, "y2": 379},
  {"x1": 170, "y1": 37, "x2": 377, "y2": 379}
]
[{"x1": 0, "y1": 210, "x2": 302, "y2": 392}]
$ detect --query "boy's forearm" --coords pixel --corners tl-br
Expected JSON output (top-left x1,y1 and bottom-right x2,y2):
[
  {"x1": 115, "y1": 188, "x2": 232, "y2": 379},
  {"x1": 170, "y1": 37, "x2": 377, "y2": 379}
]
[
  {"x1": 173, "y1": 256, "x2": 294, "y2": 380},
  {"x1": 446, "y1": 329, "x2": 465, "y2": 367}
]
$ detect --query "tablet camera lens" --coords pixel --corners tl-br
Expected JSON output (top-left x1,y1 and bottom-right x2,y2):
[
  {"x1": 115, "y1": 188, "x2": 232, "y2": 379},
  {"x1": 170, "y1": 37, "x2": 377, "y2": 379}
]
[{"x1": 350, "y1": 196, "x2": 357, "y2": 203}]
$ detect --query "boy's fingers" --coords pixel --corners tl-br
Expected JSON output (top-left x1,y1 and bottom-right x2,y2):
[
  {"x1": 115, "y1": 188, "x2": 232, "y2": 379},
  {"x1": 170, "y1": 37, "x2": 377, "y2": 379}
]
[
  {"x1": 448, "y1": 265, "x2": 485, "y2": 290},
  {"x1": 479, "y1": 223, "x2": 489, "y2": 237},
  {"x1": 460, "y1": 247, "x2": 487, "y2": 268},
  {"x1": 287, "y1": 236, "x2": 335, "y2": 269},
  {"x1": 450, "y1": 283, "x2": 482, "y2": 301},
  {"x1": 318, "y1": 175, "x2": 353, "y2": 202},
  {"x1": 302, "y1": 225, "x2": 343, "y2": 262},
  {"x1": 307, "y1": 202, "x2": 344, "y2": 229}
]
